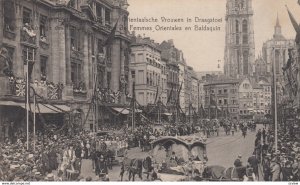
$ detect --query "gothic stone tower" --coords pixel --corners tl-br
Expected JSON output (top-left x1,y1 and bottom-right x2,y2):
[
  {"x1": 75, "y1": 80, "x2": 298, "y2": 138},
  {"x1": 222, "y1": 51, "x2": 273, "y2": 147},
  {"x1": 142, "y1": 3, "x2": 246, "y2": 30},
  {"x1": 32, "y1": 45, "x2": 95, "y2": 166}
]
[{"x1": 224, "y1": 0, "x2": 255, "y2": 79}]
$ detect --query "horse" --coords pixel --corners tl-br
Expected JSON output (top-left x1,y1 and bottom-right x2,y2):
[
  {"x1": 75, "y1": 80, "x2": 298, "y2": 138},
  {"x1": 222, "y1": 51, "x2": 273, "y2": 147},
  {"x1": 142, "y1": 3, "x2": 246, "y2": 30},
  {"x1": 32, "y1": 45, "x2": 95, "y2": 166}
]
[
  {"x1": 202, "y1": 165, "x2": 249, "y2": 181},
  {"x1": 143, "y1": 156, "x2": 153, "y2": 180},
  {"x1": 120, "y1": 157, "x2": 152, "y2": 181}
]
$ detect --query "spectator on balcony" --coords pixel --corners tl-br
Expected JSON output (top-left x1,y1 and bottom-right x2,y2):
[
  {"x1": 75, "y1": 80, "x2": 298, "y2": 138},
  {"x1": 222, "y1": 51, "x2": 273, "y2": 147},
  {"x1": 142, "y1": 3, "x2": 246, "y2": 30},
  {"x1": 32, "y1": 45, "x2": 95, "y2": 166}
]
[{"x1": 22, "y1": 23, "x2": 36, "y2": 38}]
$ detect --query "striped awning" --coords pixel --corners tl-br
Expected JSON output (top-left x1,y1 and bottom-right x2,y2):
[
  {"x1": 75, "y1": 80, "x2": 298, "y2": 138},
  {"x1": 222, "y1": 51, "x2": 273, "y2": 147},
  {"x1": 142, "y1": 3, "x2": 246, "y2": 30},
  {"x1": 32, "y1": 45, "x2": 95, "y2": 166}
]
[{"x1": 0, "y1": 101, "x2": 70, "y2": 113}]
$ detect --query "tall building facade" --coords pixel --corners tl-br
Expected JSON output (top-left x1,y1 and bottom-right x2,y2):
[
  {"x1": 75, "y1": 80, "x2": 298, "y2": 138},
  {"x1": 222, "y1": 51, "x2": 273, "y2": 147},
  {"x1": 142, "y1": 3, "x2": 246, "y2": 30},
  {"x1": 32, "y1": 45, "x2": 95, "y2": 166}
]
[
  {"x1": 159, "y1": 40, "x2": 180, "y2": 116},
  {"x1": 204, "y1": 80, "x2": 240, "y2": 119},
  {"x1": 0, "y1": 0, "x2": 132, "y2": 134},
  {"x1": 130, "y1": 35, "x2": 167, "y2": 106},
  {"x1": 261, "y1": 17, "x2": 295, "y2": 85},
  {"x1": 224, "y1": 0, "x2": 255, "y2": 78}
]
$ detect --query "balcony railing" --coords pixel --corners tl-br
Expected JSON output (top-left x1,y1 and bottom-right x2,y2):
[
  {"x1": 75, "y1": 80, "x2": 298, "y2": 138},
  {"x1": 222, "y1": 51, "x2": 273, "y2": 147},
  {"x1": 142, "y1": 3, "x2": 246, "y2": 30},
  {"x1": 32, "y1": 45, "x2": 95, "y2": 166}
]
[
  {"x1": 73, "y1": 81, "x2": 87, "y2": 97},
  {"x1": 8, "y1": 77, "x2": 63, "y2": 100},
  {"x1": 96, "y1": 88, "x2": 121, "y2": 104}
]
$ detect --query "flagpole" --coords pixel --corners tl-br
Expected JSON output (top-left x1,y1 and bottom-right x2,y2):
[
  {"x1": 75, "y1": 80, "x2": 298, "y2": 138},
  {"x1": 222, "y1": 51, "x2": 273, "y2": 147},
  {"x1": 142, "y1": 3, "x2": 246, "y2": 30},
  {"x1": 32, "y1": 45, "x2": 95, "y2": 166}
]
[
  {"x1": 272, "y1": 47, "x2": 278, "y2": 152},
  {"x1": 26, "y1": 48, "x2": 29, "y2": 151},
  {"x1": 33, "y1": 93, "x2": 36, "y2": 152}
]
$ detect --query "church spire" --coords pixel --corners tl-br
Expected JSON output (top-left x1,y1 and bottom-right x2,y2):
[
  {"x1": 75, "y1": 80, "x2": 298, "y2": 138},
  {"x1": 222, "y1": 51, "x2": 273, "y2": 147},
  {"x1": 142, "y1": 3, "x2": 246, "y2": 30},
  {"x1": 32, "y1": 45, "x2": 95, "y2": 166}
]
[
  {"x1": 276, "y1": 13, "x2": 280, "y2": 27},
  {"x1": 273, "y1": 14, "x2": 285, "y2": 40}
]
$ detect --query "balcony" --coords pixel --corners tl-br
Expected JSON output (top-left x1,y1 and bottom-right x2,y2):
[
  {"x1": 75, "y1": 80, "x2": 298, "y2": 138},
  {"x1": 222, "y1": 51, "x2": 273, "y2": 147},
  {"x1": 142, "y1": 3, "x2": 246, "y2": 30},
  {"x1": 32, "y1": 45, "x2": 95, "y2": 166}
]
[
  {"x1": 8, "y1": 77, "x2": 63, "y2": 100},
  {"x1": 73, "y1": 81, "x2": 87, "y2": 97},
  {"x1": 96, "y1": 88, "x2": 121, "y2": 104},
  {"x1": 71, "y1": 49, "x2": 84, "y2": 59}
]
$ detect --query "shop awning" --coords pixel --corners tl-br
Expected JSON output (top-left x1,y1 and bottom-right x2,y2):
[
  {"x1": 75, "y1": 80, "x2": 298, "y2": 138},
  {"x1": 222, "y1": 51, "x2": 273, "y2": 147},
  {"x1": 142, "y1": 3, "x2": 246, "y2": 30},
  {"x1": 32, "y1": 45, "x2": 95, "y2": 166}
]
[
  {"x1": 162, "y1": 113, "x2": 172, "y2": 116},
  {"x1": 112, "y1": 108, "x2": 130, "y2": 115},
  {"x1": 0, "y1": 101, "x2": 25, "y2": 106},
  {"x1": 0, "y1": 101, "x2": 70, "y2": 113},
  {"x1": 20, "y1": 104, "x2": 70, "y2": 113}
]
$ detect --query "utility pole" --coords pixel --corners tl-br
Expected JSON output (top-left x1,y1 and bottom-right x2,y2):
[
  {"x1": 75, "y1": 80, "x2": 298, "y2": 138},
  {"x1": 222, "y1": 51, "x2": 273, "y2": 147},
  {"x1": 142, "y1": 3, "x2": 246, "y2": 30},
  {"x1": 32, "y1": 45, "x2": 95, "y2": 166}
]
[{"x1": 272, "y1": 48, "x2": 278, "y2": 152}]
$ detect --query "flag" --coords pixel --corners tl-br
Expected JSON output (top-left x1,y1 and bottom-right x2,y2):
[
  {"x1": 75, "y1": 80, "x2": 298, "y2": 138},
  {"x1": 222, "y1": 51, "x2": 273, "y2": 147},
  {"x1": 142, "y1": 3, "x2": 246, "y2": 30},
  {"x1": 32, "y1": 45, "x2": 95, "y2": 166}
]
[
  {"x1": 167, "y1": 85, "x2": 174, "y2": 104},
  {"x1": 286, "y1": 6, "x2": 300, "y2": 33},
  {"x1": 286, "y1": 5, "x2": 300, "y2": 43},
  {"x1": 103, "y1": 18, "x2": 119, "y2": 46},
  {"x1": 154, "y1": 86, "x2": 159, "y2": 104}
]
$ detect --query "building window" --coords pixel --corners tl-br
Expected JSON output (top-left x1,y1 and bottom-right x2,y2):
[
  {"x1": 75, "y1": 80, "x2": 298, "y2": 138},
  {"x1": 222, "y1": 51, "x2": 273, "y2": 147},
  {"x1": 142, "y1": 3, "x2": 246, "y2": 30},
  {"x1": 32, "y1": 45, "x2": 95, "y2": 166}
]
[
  {"x1": 224, "y1": 89, "x2": 228, "y2": 93},
  {"x1": 224, "y1": 99, "x2": 228, "y2": 105},
  {"x1": 96, "y1": 4, "x2": 103, "y2": 24},
  {"x1": 235, "y1": 20, "x2": 239, "y2": 33},
  {"x1": 218, "y1": 90, "x2": 222, "y2": 94},
  {"x1": 4, "y1": 1, "x2": 16, "y2": 32},
  {"x1": 236, "y1": 34, "x2": 240, "y2": 45},
  {"x1": 219, "y1": 100, "x2": 222, "y2": 105},
  {"x1": 243, "y1": 50, "x2": 249, "y2": 75},
  {"x1": 105, "y1": 9, "x2": 111, "y2": 25},
  {"x1": 71, "y1": 60, "x2": 82, "y2": 85},
  {"x1": 91, "y1": 36, "x2": 95, "y2": 55},
  {"x1": 97, "y1": 39, "x2": 103, "y2": 54},
  {"x1": 23, "y1": 8, "x2": 32, "y2": 25},
  {"x1": 107, "y1": 72, "x2": 111, "y2": 88},
  {"x1": 70, "y1": 27, "x2": 79, "y2": 51},
  {"x1": 40, "y1": 56, "x2": 47, "y2": 77},
  {"x1": 40, "y1": 15, "x2": 47, "y2": 41},
  {"x1": 243, "y1": 34, "x2": 248, "y2": 44},
  {"x1": 242, "y1": 20, "x2": 248, "y2": 33}
]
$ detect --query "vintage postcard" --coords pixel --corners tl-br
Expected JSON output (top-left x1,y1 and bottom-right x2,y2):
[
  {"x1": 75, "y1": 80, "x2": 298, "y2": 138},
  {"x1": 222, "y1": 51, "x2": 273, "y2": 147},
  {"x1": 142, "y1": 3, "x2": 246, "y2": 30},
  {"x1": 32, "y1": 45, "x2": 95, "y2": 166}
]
[{"x1": 0, "y1": 0, "x2": 299, "y2": 183}]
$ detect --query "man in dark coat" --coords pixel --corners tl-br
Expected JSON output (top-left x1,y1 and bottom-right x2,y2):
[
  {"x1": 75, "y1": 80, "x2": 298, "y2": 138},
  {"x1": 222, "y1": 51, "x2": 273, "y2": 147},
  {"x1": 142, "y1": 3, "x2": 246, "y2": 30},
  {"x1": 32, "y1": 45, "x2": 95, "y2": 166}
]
[
  {"x1": 282, "y1": 161, "x2": 293, "y2": 181},
  {"x1": 48, "y1": 146, "x2": 58, "y2": 171},
  {"x1": 256, "y1": 129, "x2": 262, "y2": 141},
  {"x1": 248, "y1": 153, "x2": 259, "y2": 179},
  {"x1": 262, "y1": 128, "x2": 266, "y2": 143},
  {"x1": 263, "y1": 155, "x2": 271, "y2": 181}
]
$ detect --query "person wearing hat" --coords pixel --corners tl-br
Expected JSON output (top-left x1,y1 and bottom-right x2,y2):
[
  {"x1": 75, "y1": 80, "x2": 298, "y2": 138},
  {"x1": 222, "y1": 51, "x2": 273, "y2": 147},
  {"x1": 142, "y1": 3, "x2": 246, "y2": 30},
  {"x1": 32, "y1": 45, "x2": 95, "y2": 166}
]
[
  {"x1": 234, "y1": 155, "x2": 243, "y2": 168},
  {"x1": 248, "y1": 153, "x2": 259, "y2": 179},
  {"x1": 270, "y1": 157, "x2": 281, "y2": 181},
  {"x1": 291, "y1": 163, "x2": 300, "y2": 181},
  {"x1": 282, "y1": 161, "x2": 293, "y2": 181},
  {"x1": 263, "y1": 154, "x2": 272, "y2": 181}
]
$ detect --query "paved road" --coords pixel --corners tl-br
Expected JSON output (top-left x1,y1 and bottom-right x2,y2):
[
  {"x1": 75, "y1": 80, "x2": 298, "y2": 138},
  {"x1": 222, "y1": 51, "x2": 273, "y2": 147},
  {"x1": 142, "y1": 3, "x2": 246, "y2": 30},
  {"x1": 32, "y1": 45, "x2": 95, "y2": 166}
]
[
  {"x1": 79, "y1": 125, "x2": 261, "y2": 181},
  {"x1": 206, "y1": 128, "x2": 257, "y2": 168}
]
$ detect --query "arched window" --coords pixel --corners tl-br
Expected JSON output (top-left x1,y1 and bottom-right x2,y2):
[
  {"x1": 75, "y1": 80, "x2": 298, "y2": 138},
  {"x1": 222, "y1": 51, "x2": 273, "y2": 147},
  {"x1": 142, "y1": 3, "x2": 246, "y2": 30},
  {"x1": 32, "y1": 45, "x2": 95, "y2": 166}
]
[
  {"x1": 243, "y1": 34, "x2": 248, "y2": 44},
  {"x1": 242, "y1": 20, "x2": 248, "y2": 33},
  {"x1": 243, "y1": 50, "x2": 249, "y2": 75},
  {"x1": 236, "y1": 34, "x2": 240, "y2": 45},
  {"x1": 236, "y1": 20, "x2": 239, "y2": 33},
  {"x1": 235, "y1": 0, "x2": 239, "y2": 8},
  {"x1": 241, "y1": 0, "x2": 245, "y2": 9}
]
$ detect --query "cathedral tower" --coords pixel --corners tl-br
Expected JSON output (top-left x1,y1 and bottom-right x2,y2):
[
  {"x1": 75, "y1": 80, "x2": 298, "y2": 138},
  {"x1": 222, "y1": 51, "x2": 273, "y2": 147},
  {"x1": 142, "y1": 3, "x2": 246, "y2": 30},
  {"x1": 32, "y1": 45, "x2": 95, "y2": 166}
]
[{"x1": 224, "y1": 0, "x2": 255, "y2": 78}]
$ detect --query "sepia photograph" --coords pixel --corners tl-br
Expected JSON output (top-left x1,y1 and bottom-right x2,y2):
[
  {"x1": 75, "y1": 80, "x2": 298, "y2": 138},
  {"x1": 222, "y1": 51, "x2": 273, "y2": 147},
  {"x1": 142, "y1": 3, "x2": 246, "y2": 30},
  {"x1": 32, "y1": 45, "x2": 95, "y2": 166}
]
[{"x1": 0, "y1": 0, "x2": 300, "y2": 182}]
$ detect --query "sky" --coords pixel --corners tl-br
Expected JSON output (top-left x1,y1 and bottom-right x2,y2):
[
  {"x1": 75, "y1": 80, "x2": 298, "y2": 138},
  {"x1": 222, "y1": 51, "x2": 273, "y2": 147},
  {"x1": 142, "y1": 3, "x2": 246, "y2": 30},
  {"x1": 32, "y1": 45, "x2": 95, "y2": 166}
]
[{"x1": 127, "y1": 0, "x2": 300, "y2": 72}]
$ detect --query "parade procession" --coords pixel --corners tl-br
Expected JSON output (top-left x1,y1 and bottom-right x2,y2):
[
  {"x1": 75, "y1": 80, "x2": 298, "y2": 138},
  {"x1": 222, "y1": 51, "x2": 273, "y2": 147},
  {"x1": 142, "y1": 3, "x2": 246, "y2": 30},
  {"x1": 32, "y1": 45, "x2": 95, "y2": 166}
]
[{"x1": 0, "y1": 0, "x2": 300, "y2": 183}]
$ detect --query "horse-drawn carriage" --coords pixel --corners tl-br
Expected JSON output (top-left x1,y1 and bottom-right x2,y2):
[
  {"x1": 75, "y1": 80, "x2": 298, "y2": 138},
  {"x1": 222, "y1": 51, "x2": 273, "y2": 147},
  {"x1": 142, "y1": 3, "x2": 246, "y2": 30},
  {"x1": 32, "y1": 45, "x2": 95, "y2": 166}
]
[{"x1": 150, "y1": 136, "x2": 207, "y2": 181}]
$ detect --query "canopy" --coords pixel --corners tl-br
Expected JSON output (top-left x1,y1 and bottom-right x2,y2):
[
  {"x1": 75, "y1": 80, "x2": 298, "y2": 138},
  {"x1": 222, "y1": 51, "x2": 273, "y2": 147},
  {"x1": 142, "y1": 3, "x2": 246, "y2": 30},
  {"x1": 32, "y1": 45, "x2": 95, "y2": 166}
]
[
  {"x1": 21, "y1": 103, "x2": 70, "y2": 113},
  {"x1": 112, "y1": 107, "x2": 130, "y2": 115},
  {"x1": 151, "y1": 136, "x2": 206, "y2": 163},
  {"x1": 0, "y1": 100, "x2": 70, "y2": 113}
]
